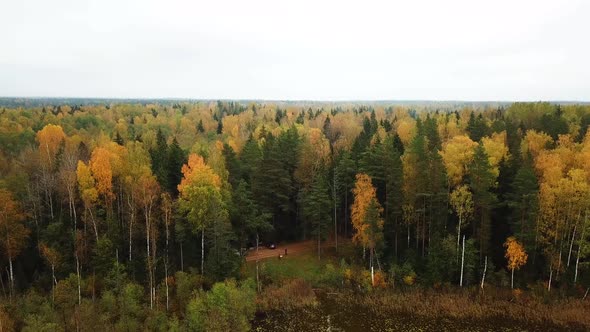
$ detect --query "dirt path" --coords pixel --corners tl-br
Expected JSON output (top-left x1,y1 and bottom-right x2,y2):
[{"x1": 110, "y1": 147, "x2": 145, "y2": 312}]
[
  {"x1": 245, "y1": 238, "x2": 339, "y2": 261},
  {"x1": 245, "y1": 240, "x2": 314, "y2": 261}
]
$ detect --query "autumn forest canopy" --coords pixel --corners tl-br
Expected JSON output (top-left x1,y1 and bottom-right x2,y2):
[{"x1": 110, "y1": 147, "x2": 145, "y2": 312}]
[{"x1": 1, "y1": 100, "x2": 590, "y2": 330}]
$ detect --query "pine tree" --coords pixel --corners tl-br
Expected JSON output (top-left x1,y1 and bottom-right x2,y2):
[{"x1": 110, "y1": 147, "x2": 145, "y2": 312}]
[
  {"x1": 382, "y1": 135, "x2": 404, "y2": 258},
  {"x1": 150, "y1": 129, "x2": 169, "y2": 190},
  {"x1": 468, "y1": 144, "x2": 497, "y2": 258},
  {"x1": 167, "y1": 137, "x2": 186, "y2": 196},
  {"x1": 197, "y1": 119, "x2": 205, "y2": 133},
  {"x1": 506, "y1": 158, "x2": 539, "y2": 252},
  {"x1": 300, "y1": 172, "x2": 332, "y2": 259},
  {"x1": 335, "y1": 151, "x2": 357, "y2": 236},
  {"x1": 240, "y1": 136, "x2": 262, "y2": 185},
  {"x1": 222, "y1": 143, "x2": 241, "y2": 188}
]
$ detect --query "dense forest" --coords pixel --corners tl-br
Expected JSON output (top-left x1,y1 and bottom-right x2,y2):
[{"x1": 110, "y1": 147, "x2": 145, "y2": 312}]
[{"x1": 1, "y1": 100, "x2": 590, "y2": 330}]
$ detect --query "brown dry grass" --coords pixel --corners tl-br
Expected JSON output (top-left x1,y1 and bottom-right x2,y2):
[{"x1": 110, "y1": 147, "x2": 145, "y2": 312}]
[
  {"x1": 256, "y1": 278, "x2": 317, "y2": 312},
  {"x1": 352, "y1": 288, "x2": 590, "y2": 330}
]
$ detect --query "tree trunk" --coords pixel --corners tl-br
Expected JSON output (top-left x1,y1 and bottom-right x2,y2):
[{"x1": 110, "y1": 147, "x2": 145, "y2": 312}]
[
  {"x1": 51, "y1": 265, "x2": 56, "y2": 304},
  {"x1": 0, "y1": 267, "x2": 6, "y2": 298},
  {"x1": 567, "y1": 224, "x2": 577, "y2": 267},
  {"x1": 165, "y1": 261, "x2": 169, "y2": 311},
  {"x1": 180, "y1": 241, "x2": 184, "y2": 272},
  {"x1": 76, "y1": 255, "x2": 81, "y2": 306},
  {"x1": 548, "y1": 267, "x2": 553, "y2": 292},
  {"x1": 574, "y1": 248, "x2": 581, "y2": 285},
  {"x1": 128, "y1": 197, "x2": 134, "y2": 262},
  {"x1": 557, "y1": 248, "x2": 562, "y2": 279},
  {"x1": 89, "y1": 209, "x2": 98, "y2": 243},
  {"x1": 8, "y1": 256, "x2": 13, "y2": 299},
  {"x1": 460, "y1": 235, "x2": 465, "y2": 287},
  {"x1": 318, "y1": 225, "x2": 321, "y2": 260},
  {"x1": 344, "y1": 190, "x2": 348, "y2": 237},
  {"x1": 370, "y1": 248, "x2": 374, "y2": 287},
  {"x1": 575, "y1": 214, "x2": 586, "y2": 284},
  {"x1": 256, "y1": 233, "x2": 260, "y2": 292},
  {"x1": 165, "y1": 208, "x2": 170, "y2": 312},
  {"x1": 394, "y1": 216, "x2": 398, "y2": 259},
  {"x1": 146, "y1": 210, "x2": 152, "y2": 309},
  {"x1": 201, "y1": 228, "x2": 205, "y2": 276},
  {"x1": 511, "y1": 267, "x2": 514, "y2": 289},
  {"x1": 480, "y1": 256, "x2": 487, "y2": 289},
  {"x1": 407, "y1": 224, "x2": 410, "y2": 249},
  {"x1": 456, "y1": 216, "x2": 462, "y2": 264},
  {"x1": 333, "y1": 170, "x2": 337, "y2": 252}
]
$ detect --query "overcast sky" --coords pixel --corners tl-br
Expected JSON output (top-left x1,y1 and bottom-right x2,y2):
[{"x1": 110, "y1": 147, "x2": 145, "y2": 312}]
[{"x1": 1, "y1": 0, "x2": 589, "y2": 101}]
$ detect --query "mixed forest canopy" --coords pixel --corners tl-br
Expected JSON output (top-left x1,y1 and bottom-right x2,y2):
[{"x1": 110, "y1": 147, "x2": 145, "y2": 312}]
[{"x1": 1, "y1": 100, "x2": 590, "y2": 330}]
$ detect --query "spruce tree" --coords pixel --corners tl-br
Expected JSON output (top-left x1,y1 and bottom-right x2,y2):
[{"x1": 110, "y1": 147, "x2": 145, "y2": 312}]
[
  {"x1": 468, "y1": 144, "x2": 497, "y2": 258},
  {"x1": 167, "y1": 137, "x2": 185, "y2": 196},
  {"x1": 300, "y1": 172, "x2": 332, "y2": 259}
]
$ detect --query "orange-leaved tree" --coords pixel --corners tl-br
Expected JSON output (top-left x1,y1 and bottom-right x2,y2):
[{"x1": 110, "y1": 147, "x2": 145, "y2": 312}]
[
  {"x1": 351, "y1": 173, "x2": 384, "y2": 286},
  {"x1": 504, "y1": 236, "x2": 528, "y2": 289}
]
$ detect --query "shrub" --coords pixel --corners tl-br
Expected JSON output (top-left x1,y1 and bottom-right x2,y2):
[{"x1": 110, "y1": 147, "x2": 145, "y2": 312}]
[
  {"x1": 257, "y1": 278, "x2": 317, "y2": 312},
  {"x1": 185, "y1": 279, "x2": 256, "y2": 332},
  {"x1": 0, "y1": 306, "x2": 15, "y2": 332}
]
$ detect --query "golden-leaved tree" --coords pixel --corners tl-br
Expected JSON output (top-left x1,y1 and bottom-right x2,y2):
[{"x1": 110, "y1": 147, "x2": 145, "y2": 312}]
[
  {"x1": 351, "y1": 173, "x2": 384, "y2": 286},
  {"x1": 76, "y1": 161, "x2": 99, "y2": 241},
  {"x1": 439, "y1": 135, "x2": 477, "y2": 188},
  {"x1": 504, "y1": 236, "x2": 528, "y2": 289},
  {"x1": 177, "y1": 153, "x2": 226, "y2": 275},
  {"x1": 36, "y1": 124, "x2": 66, "y2": 219}
]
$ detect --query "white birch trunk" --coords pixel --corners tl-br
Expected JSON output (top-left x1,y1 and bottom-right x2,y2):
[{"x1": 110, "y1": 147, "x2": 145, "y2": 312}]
[
  {"x1": 480, "y1": 256, "x2": 487, "y2": 289},
  {"x1": 460, "y1": 235, "x2": 465, "y2": 287}
]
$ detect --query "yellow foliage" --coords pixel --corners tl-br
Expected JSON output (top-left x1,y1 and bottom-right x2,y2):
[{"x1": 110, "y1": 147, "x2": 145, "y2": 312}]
[
  {"x1": 351, "y1": 173, "x2": 382, "y2": 247},
  {"x1": 521, "y1": 130, "x2": 551, "y2": 160},
  {"x1": 395, "y1": 118, "x2": 415, "y2": 145},
  {"x1": 403, "y1": 274, "x2": 416, "y2": 286},
  {"x1": 343, "y1": 268, "x2": 353, "y2": 283},
  {"x1": 36, "y1": 124, "x2": 66, "y2": 168},
  {"x1": 450, "y1": 185, "x2": 474, "y2": 227},
  {"x1": 439, "y1": 135, "x2": 477, "y2": 187},
  {"x1": 482, "y1": 131, "x2": 509, "y2": 178},
  {"x1": 504, "y1": 237, "x2": 528, "y2": 272},
  {"x1": 76, "y1": 161, "x2": 98, "y2": 208},
  {"x1": 90, "y1": 147, "x2": 114, "y2": 201}
]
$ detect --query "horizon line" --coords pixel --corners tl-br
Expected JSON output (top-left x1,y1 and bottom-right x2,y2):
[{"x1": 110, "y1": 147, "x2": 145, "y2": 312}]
[{"x1": 1, "y1": 96, "x2": 590, "y2": 104}]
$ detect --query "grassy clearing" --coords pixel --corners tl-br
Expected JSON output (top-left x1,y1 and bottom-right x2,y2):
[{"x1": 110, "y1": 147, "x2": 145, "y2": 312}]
[{"x1": 247, "y1": 247, "x2": 590, "y2": 330}]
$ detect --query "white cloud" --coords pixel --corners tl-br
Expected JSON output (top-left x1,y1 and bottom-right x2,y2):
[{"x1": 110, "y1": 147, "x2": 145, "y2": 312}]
[{"x1": 0, "y1": 0, "x2": 588, "y2": 100}]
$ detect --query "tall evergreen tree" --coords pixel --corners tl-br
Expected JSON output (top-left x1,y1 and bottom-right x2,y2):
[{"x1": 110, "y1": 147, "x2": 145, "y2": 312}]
[
  {"x1": 150, "y1": 129, "x2": 169, "y2": 190},
  {"x1": 382, "y1": 135, "x2": 404, "y2": 258},
  {"x1": 300, "y1": 171, "x2": 332, "y2": 259},
  {"x1": 240, "y1": 136, "x2": 262, "y2": 185},
  {"x1": 467, "y1": 144, "x2": 497, "y2": 258},
  {"x1": 167, "y1": 137, "x2": 185, "y2": 196}
]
